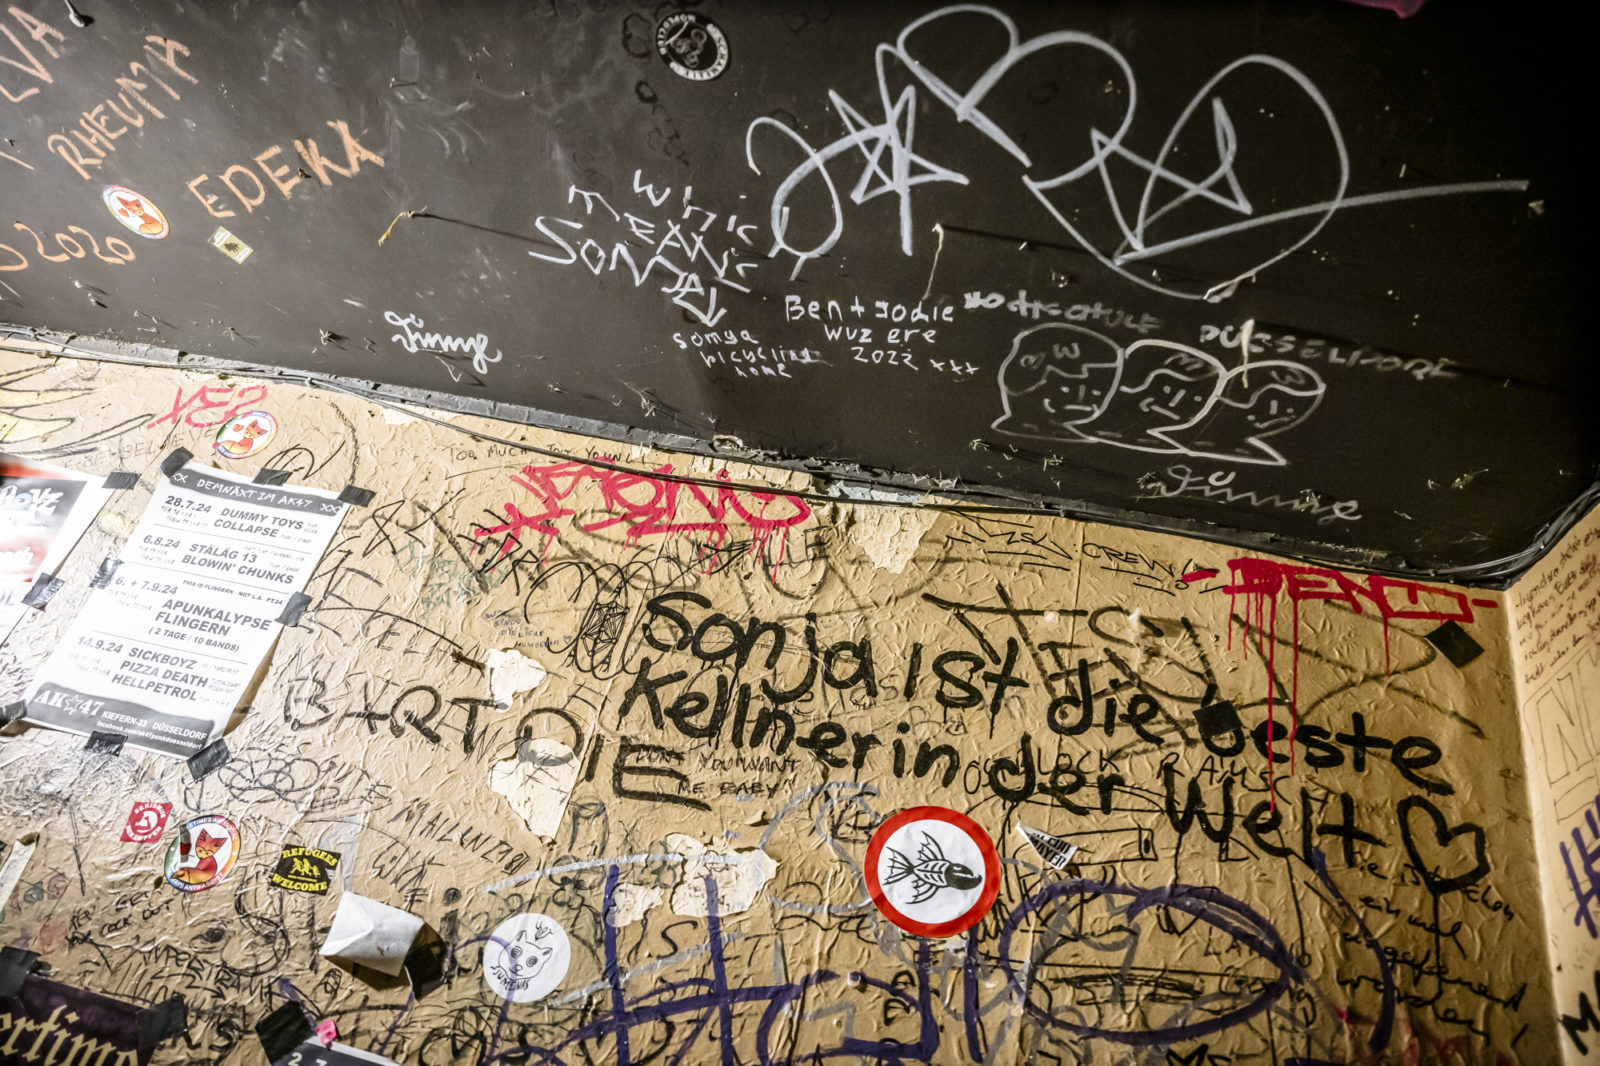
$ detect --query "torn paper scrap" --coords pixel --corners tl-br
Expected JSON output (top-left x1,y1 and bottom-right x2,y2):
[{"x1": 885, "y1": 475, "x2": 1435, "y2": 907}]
[
  {"x1": 485, "y1": 648, "x2": 547, "y2": 707},
  {"x1": 0, "y1": 832, "x2": 38, "y2": 915},
  {"x1": 319, "y1": 893, "x2": 424, "y2": 976},
  {"x1": 606, "y1": 882, "x2": 666, "y2": 927},
  {"x1": 0, "y1": 454, "x2": 117, "y2": 646},
  {"x1": 273, "y1": 1042, "x2": 401, "y2": 1066},
  {"x1": 489, "y1": 739, "x2": 580, "y2": 837},
  {"x1": 1017, "y1": 822, "x2": 1078, "y2": 870},
  {"x1": 667, "y1": 833, "x2": 777, "y2": 917}
]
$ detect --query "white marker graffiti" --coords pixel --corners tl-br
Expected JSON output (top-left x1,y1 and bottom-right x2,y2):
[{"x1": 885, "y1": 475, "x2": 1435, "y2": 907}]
[
  {"x1": 991, "y1": 322, "x2": 1324, "y2": 466},
  {"x1": 747, "y1": 5, "x2": 1526, "y2": 299},
  {"x1": 385, "y1": 311, "x2": 502, "y2": 376},
  {"x1": 527, "y1": 172, "x2": 762, "y2": 328}
]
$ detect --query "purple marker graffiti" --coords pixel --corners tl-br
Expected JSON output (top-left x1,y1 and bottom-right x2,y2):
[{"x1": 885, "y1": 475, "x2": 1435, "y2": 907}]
[
  {"x1": 1562, "y1": 792, "x2": 1600, "y2": 939},
  {"x1": 994, "y1": 878, "x2": 1303, "y2": 1047}
]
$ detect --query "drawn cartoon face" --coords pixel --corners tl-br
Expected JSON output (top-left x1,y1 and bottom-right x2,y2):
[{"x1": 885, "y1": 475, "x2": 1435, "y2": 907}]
[
  {"x1": 1072, "y1": 341, "x2": 1225, "y2": 447},
  {"x1": 1226, "y1": 365, "x2": 1322, "y2": 431},
  {"x1": 505, "y1": 924, "x2": 555, "y2": 978},
  {"x1": 992, "y1": 324, "x2": 1124, "y2": 440},
  {"x1": 192, "y1": 829, "x2": 224, "y2": 859},
  {"x1": 1174, "y1": 361, "x2": 1326, "y2": 464},
  {"x1": 1135, "y1": 358, "x2": 1220, "y2": 422},
  {"x1": 484, "y1": 913, "x2": 571, "y2": 1003}
]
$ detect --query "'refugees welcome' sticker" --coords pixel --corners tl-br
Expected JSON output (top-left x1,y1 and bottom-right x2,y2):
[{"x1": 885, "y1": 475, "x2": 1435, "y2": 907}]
[{"x1": 271, "y1": 845, "x2": 340, "y2": 894}]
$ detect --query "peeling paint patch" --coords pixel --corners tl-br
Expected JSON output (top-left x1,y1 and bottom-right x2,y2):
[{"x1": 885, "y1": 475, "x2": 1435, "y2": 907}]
[
  {"x1": 842, "y1": 499, "x2": 940, "y2": 574},
  {"x1": 667, "y1": 833, "x2": 777, "y2": 916},
  {"x1": 607, "y1": 882, "x2": 666, "y2": 926},
  {"x1": 485, "y1": 648, "x2": 547, "y2": 707},
  {"x1": 0, "y1": 832, "x2": 38, "y2": 915},
  {"x1": 490, "y1": 739, "x2": 580, "y2": 837},
  {"x1": 98, "y1": 510, "x2": 137, "y2": 538}
]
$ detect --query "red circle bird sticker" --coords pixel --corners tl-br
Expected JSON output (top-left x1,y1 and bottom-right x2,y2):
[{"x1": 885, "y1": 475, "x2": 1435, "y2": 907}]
[{"x1": 866, "y1": 806, "x2": 1000, "y2": 937}]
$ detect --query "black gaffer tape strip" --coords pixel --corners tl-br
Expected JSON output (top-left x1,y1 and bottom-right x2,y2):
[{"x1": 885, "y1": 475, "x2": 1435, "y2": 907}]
[
  {"x1": 1424, "y1": 620, "x2": 1486, "y2": 668},
  {"x1": 187, "y1": 738, "x2": 231, "y2": 781},
  {"x1": 1193, "y1": 699, "x2": 1242, "y2": 738},
  {"x1": 0, "y1": 946, "x2": 41, "y2": 998},
  {"x1": 403, "y1": 926, "x2": 447, "y2": 999},
  {"x1": 102, "y1": 470, "x2": 140, "y2": 490},
  {"x1": 84, "y1": 731, "x2": 126, "y2": 755},
  {"x1": 20, "y1": 572, "x2": 63, "y2": 610},
  {"x1": 337, "y1": 484, "x2": 374, "y2": 507},
  {"x1": 253, "y1": 468, "x2": 293, "y2": 486},
  {"x1": 255, "y1": 1001, "x2": 315, "y2": 1065},
  {"x1": 276, "y1": 592, "x2": 312, "y2": 626},
  {"x1": 159, "y1": 448, "x2": 193, "y2": 477},
  {"x1": 136, "y1": 994, "x2": 188, "y2": 1053},
  {"x1": 89, "y1": 557, "x2": 123, "y2": 589}
]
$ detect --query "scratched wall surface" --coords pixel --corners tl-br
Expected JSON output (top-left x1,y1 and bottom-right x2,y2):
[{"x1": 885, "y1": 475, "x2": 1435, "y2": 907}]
[
  {"x1": 0, "y1": 0, "x2": 1591, "y2": 582},
  {"x1": 0, "y1": 342, "x2": 1566, "y2": 1064},
  {"x1": 1509, "y1": 507, "x2": 1600, "y2": 1063}
]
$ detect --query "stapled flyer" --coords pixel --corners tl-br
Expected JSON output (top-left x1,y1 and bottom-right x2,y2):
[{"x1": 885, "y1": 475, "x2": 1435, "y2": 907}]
[
  {"x1": 0, "y1": 453, "x2": 117, "y2": 646},
  {"x1": 22, "y1": 461, "x2": 347, "y2": 756}
]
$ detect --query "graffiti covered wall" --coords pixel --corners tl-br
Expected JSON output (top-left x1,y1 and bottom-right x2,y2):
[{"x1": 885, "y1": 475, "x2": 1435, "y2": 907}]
[
  {"x1": 0, "y1": 0, "x2": 1589, "y2": 581},
  {"x1": 0, "y1": 342, "x2": 1571, "y2": 1063},
  {"x1": 1510, "y1": 507, "x2": 1600, "y2": 1062}
]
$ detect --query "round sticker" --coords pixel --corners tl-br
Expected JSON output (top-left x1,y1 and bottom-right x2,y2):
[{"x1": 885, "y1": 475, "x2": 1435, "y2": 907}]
[
  {"x1": 164, "y1": 815, "x2": 240, "y2": 892},
  {"x1": 102, "y1": 184, "x2": 169, "y2": 239},
  {"x1": 484, "y1": 913, "x2": 571, "y2": 1003},
  {"x1": 865, "y1": 806, "x2": 1000, "y2": 938},
  {"x1": 214, "y1": 410, "x2": 277, "y2": 459},
  {"x1": 655, "y1": 12, "x2": 728, "y2": 81}
]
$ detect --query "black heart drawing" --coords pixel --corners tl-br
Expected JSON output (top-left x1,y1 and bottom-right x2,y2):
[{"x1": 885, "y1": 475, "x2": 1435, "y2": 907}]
[{"x1": 1398, "y1": 795, "x2": 1489, "y2": 895}]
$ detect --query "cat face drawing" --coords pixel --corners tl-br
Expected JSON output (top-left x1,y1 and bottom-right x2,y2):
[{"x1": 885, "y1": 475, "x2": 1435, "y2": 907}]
[
  {"x1": 165, "y1": 817, "x2": 239, "y2": 891},
  {"x1": 484, "y1": 912, "x2": 572, "y2": 1003},
  {"x1": 489, "y1": 921, "x2": 559, "y2": 996},
  {"x1": 218, "y1": 420, "x2": 265, "y2": 456},
  {"x1": 171, "y1": 829, "x2": 224, "y2": 884},
  {"x1": 192, "y1": 829, "x2": 224, "y2": 858}
]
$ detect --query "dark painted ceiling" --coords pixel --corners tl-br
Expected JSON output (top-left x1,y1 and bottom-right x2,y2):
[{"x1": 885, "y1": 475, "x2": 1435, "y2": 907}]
[{"x1": 1, "y1": 0, "x2": 1590, "y2": 584}]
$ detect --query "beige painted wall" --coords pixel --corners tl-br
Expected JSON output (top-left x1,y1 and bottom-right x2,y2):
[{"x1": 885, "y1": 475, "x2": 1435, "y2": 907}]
[
  {"x1": 1510, "y1": 504, "x2": 1600, "y2": 1063},
  {"x1": 0, "y1": 343, "x2": 1569, "y2": 1064}
]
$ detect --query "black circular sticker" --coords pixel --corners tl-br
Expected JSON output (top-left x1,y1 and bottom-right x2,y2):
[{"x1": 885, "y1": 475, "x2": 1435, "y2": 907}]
[{"x1": 655, "y1": 12, "x2": 728, "y2": 81}]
